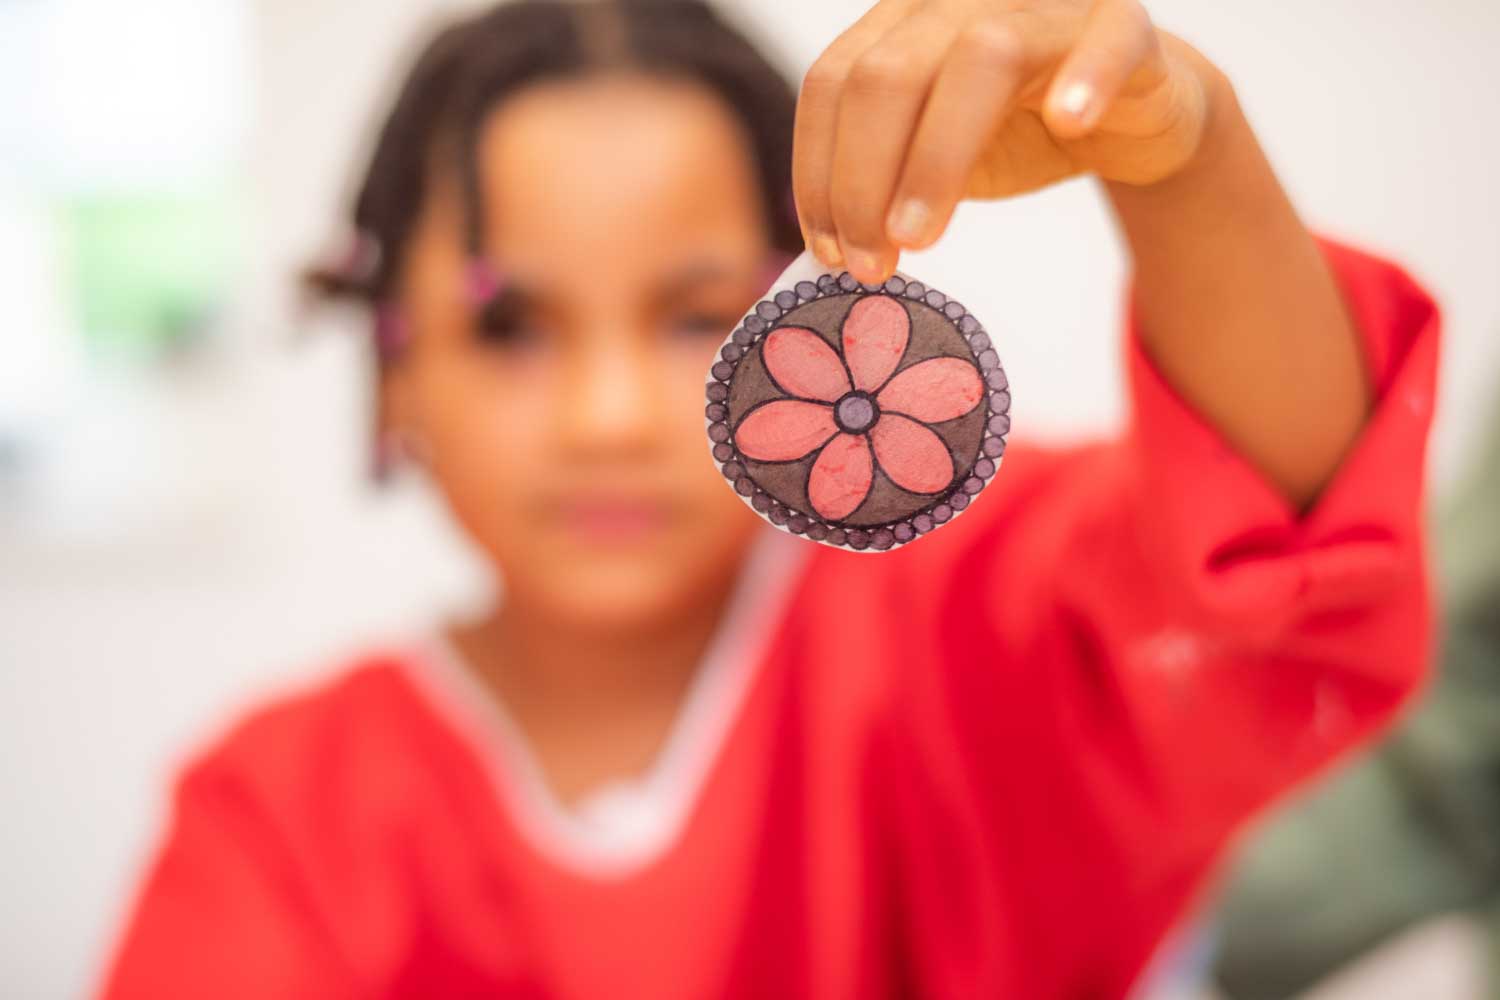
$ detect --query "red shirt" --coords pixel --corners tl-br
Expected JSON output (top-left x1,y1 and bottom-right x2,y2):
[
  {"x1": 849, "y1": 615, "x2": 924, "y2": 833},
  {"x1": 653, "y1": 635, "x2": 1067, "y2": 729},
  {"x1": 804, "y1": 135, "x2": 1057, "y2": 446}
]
[{"x1": 101, "y1": 241, "x2": 1439, "y2": 999}]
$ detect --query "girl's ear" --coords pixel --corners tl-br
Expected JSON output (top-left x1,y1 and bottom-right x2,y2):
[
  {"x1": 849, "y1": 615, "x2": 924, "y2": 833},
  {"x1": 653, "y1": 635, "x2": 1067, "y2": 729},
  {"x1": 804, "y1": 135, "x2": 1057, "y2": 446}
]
[
  {"x1": 374, "y1": 370, "x2": 407, "y2": 482},
  {"x1": 372, "y1": 306, "x2": 426, "y2": 479},
  {"x1": 374, "y1": 369, "x2": 433, "y2": 480}
]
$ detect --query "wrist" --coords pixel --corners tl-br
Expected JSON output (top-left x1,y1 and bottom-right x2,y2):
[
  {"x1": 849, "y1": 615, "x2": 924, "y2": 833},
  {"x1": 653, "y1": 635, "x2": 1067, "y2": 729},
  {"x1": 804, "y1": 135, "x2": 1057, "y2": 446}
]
[
  {"x1": 1150, "y1": 41, "x2": 1242, "y2": 189},
  {"x1": 1103, "y1": 52, "x2": 1259, "y2": 228},
  {"x1": 1182, "y1": 56, "x2": 1240, "y2": 178}
]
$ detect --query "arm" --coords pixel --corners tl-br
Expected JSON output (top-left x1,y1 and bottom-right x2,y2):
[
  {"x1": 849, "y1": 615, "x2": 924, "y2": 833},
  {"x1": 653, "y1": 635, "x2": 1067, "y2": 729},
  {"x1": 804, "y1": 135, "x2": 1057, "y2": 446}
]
[
  {"x1": 871, "y1": 242, "x2": 1438, "y2": 996},
  {"x1": 793, "y1": 0, "x2": 1371, "y2": 509},
  {"x1": 1107, "y1": 51, "x2": 1370, "y2": 507},
  {"x1": 791, "y1": 4, "x2": 1440, "y2": 991}
]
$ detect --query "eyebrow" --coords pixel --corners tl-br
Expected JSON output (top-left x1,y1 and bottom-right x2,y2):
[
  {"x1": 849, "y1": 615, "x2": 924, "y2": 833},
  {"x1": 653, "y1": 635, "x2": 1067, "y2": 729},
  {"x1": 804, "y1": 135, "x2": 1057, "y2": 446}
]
[
  {"x1": 648, "y1": 259, "x2": 745, "y2": 309},
  {"x1": 474, "y1": 257, "x2": 748, "y2": 317}
]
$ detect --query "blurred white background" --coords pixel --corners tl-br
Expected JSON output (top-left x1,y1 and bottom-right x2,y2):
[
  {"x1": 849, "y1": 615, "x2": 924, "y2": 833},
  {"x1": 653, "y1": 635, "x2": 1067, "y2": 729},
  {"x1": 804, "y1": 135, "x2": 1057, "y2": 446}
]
[{"x1": 1, "y1": 1, "x2": 1497, "y2": 997}]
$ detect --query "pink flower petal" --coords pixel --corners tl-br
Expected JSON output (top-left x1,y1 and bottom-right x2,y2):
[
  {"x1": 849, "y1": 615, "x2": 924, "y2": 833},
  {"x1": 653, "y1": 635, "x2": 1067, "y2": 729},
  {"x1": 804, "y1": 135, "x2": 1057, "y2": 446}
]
[
  {"x1": 842, "y1": 296, "x2": 910, "y2": 392},
  {"x1": 876, "y1": 357, "x2": 985, "y2": 423},
  {"x1": 808, "y1": 433, "x2": 873, "y2": 521},
  {"x1": 761, "y1": 327, "x2": 851, "y2": 402},
  {"x1": 734, "y1": 400, "x2": 838, "y2": 462},
  {"x1": 869, "y1": 414, "x2": 954, "y2": 495}
]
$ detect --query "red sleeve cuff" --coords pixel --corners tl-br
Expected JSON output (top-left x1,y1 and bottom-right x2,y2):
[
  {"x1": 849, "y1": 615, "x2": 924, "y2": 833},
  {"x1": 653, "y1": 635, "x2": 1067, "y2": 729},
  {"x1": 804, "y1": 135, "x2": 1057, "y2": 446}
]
[{"x1": 1123, "y1": 238, "x2": 1441, "y2": 635}]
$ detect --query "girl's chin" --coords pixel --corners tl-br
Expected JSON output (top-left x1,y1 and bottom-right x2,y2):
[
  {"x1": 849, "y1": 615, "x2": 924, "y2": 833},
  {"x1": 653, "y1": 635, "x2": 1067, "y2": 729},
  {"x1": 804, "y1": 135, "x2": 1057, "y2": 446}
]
[{"x1": 527, "y1": 563, "x2": 714, "y2": 627}]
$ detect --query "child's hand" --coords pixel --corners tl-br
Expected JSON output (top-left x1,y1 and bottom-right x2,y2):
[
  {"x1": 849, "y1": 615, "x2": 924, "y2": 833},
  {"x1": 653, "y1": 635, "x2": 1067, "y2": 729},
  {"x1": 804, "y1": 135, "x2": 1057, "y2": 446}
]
[{"x1": 793, "y1": 0, "x2": 1215, "y2": 282}]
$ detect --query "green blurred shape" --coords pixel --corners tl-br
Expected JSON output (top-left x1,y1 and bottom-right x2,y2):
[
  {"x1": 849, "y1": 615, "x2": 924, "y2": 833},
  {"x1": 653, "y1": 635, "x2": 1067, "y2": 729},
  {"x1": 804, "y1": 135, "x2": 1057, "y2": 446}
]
[{"x1": 58, "y1": 189, "x2": 240, "y2": 363}]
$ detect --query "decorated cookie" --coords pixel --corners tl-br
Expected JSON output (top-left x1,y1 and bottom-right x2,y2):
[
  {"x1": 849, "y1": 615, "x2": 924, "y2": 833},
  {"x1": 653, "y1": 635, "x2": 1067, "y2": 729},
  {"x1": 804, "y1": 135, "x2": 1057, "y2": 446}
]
[{"x1": 705, "y1": 253, "x2": 1010, "y2": 552}]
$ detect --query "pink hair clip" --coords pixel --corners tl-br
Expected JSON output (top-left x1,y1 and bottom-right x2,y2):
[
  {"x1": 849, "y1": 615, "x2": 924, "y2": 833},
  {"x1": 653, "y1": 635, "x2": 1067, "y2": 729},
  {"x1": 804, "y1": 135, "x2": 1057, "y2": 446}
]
[
  {"x1": 465, "y1": 258, "x2": 506, "y2": 305},
  {"x1": 373, "y1": 304, "x2": 410, "y2": 361},
  {"x1": 336, "y1": 229, "x2": 381, "y2": 284}
]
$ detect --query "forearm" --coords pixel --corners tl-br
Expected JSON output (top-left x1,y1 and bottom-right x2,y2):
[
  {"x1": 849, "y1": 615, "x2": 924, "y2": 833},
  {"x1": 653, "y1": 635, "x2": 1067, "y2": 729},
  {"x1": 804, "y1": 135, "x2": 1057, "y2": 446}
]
[{"x1": 1105, "y1": 47, "x2": 1371, "y2": 509}]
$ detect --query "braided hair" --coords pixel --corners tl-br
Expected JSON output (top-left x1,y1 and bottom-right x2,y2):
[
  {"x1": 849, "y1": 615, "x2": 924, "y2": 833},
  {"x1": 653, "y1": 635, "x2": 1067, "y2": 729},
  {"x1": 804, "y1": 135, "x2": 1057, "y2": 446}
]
[{"x1": 306, "y1": 0, "x2": 801, "y2": 329}]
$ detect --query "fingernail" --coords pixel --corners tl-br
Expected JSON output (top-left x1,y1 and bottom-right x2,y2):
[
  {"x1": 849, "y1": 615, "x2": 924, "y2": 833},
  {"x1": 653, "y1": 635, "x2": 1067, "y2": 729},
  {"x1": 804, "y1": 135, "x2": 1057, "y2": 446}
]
[
  {"x1": 811, "y1": 233, "x2": 843, "y2": 267},
  {"x1": 847, "y1": 249, "x2": 885, "y2": 283},
  {"x1": 1058, "y1": 80, "x2": 1095, "y2": 122},
  {"x1": 887, "y1": 199, "x2": 931, "y2": 247}
]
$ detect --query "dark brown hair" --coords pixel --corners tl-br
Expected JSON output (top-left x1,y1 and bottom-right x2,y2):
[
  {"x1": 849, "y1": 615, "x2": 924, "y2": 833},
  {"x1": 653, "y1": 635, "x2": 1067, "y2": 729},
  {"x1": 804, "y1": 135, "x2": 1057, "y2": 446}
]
[{"x1": 306, "y1": 0, "x2": 801, "y2": 316}]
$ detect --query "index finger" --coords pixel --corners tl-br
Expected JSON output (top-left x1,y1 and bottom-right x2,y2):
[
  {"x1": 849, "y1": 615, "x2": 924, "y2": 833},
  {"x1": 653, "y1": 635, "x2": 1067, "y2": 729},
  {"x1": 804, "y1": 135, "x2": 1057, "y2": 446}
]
[{"x1": 793, "y1": 0, "x2": 918, "y2": 268}]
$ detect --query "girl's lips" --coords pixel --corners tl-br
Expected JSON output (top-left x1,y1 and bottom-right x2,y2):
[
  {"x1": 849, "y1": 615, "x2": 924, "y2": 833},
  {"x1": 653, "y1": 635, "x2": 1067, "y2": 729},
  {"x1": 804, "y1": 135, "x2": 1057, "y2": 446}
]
[{"x1": 553, "y1": 497, "x2": 674, "y2": 544}]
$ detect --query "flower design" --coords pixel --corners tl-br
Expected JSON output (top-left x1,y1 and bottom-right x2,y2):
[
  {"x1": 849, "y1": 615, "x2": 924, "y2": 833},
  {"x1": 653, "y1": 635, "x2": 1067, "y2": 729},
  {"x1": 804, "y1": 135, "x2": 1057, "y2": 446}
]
[
  {"x1": 707, "y1": 272, "x2": 1009, "y2": 552},
  {"x1": 733, "y1": 294, "x2": 984, "y2": 522}
]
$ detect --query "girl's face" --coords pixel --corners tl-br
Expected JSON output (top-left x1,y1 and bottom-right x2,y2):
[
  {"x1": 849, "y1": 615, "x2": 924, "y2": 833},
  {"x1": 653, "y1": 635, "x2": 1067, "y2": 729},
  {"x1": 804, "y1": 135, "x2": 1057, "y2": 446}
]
[{"x1": 391, "y1": 74, "x2": 772, "y2": 628}]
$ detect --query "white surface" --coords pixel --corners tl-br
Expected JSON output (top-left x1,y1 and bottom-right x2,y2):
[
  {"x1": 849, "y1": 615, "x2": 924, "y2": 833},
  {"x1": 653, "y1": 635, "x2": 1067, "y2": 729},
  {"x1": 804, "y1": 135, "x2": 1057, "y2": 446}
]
[
  {"x1": 2, "y1": 1, "x2": 1498, "y2": 997},
  {"x1": 1301, "y1": 916, "x2": 1487, "y2": 1000}
]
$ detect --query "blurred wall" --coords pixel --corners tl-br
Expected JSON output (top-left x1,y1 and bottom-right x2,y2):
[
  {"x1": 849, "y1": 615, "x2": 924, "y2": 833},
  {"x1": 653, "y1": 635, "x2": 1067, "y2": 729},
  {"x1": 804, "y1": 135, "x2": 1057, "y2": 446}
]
[{"x1": 1, "y1": 1, "x2": 1497, "y2": 997}]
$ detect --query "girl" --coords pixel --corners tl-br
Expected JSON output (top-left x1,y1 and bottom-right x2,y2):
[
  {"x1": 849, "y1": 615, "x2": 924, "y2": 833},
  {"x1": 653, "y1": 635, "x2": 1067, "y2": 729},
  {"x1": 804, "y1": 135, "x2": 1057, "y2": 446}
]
[{"x1": 101, "y1": 1, "x2": 1440, "y2": 997}]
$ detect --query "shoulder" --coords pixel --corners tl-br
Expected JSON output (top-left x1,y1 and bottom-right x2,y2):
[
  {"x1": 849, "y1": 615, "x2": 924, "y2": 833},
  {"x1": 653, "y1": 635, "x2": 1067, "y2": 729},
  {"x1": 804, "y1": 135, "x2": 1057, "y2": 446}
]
[
  {"x1": 202, "y1": 652, "x2": 417, "y2": 763},
  {"x1": 127, "y1": 650, "x2": 471, "y2": 988},
  {"x1": 171, "y1": 648, "x2": 451, "y2": 824}
]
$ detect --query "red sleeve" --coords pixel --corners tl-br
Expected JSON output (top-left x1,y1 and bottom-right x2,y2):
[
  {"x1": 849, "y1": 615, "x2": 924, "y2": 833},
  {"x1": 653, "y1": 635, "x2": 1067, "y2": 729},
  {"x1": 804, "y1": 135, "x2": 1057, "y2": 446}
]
[
  {"x1": 877, "y1": 239, "x2": 1440, "y2": 997},
  {"x1": 97, "y1": 753, "x2": 360, "y2": 1000},
  {"x1": 1067, "y1": 238, "x2": 1439, "y2": 988},
  {"x1": 1098, "y1": 237, "x2": 1438, "y2": 818}
]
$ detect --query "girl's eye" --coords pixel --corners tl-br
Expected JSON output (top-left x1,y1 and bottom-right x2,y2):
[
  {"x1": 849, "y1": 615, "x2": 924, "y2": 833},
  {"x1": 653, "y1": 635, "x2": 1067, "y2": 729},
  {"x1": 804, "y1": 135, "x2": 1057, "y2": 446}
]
[{"x1": 474, "y1": 293, "x2": 547, "y2": 349}]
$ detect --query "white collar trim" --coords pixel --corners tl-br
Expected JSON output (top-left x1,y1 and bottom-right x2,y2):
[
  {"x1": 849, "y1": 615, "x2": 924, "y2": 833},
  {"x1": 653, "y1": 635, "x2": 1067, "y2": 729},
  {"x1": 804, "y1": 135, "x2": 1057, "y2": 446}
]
[{"x1": 400, "y1": 527, "x2": 808, "y2": 879}]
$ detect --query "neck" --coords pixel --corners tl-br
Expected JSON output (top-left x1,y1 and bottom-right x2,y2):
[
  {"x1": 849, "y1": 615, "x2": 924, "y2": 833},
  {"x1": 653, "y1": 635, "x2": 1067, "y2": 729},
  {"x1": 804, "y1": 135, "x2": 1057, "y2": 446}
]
[
  {"x1": 455, "y1": 586, "x2": 733, "y2": 712},
  {"x1": 446, "y1": 569, "x2": 742, "y2": 804}
]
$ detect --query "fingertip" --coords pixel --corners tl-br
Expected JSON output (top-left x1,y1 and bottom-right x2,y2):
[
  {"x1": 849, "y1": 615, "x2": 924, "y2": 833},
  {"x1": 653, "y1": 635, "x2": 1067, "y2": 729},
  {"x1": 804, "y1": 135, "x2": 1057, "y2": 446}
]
[
  {"x1": 886, "y1": 198, "x2": 935, "y2": 250},
  {"x1": 810, "y1": 233, "x2": 845, "y2": 269},
  {"x1": 1058, "y1": 79, "x2": 1096, "y2": 118},
  {"x1": 1045, "y1": 79, "x2": 1102, "y2": 138},
  {"x1": 845, "y1": 246, "x2": 894, "y2": 285}
]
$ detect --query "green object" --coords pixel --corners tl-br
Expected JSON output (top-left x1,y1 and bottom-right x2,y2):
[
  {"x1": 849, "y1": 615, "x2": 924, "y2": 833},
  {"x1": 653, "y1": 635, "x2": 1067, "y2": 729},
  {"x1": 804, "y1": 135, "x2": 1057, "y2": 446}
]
[
  {"x1": 1214, "y1": 393, "x2": 1500, "y2": 999},
  {"x1": 58, "y1": 189, "x2": 239, "y2": 363}
]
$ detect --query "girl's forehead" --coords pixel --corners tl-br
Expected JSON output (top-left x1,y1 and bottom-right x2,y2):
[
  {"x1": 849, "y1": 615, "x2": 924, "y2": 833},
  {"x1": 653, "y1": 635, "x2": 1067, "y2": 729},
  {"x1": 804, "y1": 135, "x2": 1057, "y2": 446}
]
[
  {"x1": 476, "y1": 74, "x2": 768, "y2": 256},
  {"x1": 462, "y1": 76, "x2": 774, "y2": 299}
]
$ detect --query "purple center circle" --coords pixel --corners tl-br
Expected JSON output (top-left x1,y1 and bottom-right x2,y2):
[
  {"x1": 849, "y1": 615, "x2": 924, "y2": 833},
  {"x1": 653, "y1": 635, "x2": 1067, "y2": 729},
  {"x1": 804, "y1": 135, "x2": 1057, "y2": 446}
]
[{"x1": 834, "y1": 393, "x2": 877, "y2": 434}]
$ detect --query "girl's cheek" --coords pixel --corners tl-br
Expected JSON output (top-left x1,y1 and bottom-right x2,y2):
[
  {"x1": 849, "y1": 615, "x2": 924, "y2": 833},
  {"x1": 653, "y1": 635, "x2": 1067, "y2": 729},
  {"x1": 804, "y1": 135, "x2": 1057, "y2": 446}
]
[
  {"x1": 665, "y1": 339, "x2": 723, "y2": 387},
  {"x1": 466, "y1": 341, "x2": 563, "y2": 403},
  {"x1": 414, "y1": 350, "x2": 554, "y2": 459},
  {"x1": 479, "y1": 364, "x2": 562, "y2": 451},
  {"x1": 666, "y1": 338, "x2": 724, "y2": 418}
]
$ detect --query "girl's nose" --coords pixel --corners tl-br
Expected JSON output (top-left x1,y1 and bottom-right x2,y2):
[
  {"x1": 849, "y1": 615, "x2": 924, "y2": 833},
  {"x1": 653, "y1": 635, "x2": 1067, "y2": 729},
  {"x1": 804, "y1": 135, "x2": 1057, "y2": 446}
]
[{"x1": 557, "y1": 333, "x2": 662, "y2": 457}]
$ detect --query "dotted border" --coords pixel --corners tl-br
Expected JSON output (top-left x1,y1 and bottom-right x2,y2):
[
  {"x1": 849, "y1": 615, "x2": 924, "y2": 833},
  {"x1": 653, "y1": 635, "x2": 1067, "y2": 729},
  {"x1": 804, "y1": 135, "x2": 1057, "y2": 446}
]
[{"x1": 705, "y1": 270, "x2": 1011, "y2": 553}]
